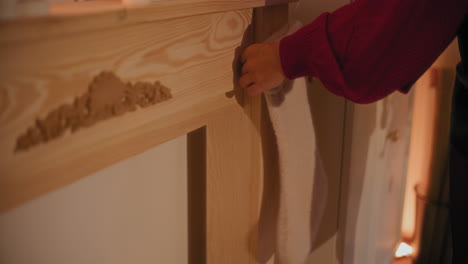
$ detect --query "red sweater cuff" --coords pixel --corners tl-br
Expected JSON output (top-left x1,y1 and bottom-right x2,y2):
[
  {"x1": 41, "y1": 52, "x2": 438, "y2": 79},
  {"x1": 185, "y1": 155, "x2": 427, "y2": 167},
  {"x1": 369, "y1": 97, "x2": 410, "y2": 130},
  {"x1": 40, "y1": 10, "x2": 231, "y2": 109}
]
[{"x1": 279, "y1": 13, "x2": 346, "y2": 96}]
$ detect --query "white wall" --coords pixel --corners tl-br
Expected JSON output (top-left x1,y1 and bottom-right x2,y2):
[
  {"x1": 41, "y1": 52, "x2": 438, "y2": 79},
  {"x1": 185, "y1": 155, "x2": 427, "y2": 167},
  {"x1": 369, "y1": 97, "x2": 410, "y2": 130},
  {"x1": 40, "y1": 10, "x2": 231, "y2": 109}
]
[
  {"x1": 340, "y1": 92, "x2": 413, "y2": 264},
  {"x1": 0, "y1": 136, "x2": 188, "y2": 264},
  {"x1": 288, "y1": 2, "x2": 350, "y2": 264}
]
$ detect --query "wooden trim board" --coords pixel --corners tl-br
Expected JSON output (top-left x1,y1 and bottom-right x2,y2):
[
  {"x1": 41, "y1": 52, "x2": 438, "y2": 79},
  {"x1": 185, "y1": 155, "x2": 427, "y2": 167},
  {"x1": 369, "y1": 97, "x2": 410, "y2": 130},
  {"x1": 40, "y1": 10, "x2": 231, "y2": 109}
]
[
  {"x1": 0, "y1": 8, "x2": 253, "y2": 212},
  {"x1": 0, "y1": 0, "x2": 293, "y2": 44},
  {"x1": 187, "y1": 127, "x2": 207, "y2": 264},
  {"x1": 0, "y1": 3, "x2": 290, "y2": 263}
]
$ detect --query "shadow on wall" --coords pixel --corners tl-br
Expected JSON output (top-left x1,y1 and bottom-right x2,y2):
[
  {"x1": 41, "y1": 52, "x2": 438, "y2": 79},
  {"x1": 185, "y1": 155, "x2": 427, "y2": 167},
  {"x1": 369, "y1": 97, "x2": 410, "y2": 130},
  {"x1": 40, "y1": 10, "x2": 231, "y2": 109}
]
[
  {"x1": 306, "y1": 79, "x2": 344, "y2": 252},
  {"x1": 255, "y1": 77, "x2": 349, "y2": 263},
  {"x1": 286, "y1": 0, "x2": 362, "y2": 259},
  {"x1": 333, "y1": 98, "x2": 377, "y2": 264},
  {"x1": 306, "y1": 79, "x2": 376, "y2": 259},
  {"x1": 332, "y1": 91, "x2": 410, "y2": 264}
]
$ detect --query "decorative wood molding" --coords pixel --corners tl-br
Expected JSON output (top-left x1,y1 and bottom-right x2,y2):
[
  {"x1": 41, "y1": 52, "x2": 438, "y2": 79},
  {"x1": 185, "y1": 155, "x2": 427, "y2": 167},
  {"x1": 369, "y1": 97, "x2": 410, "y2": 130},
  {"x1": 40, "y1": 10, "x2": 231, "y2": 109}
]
[{"x1": 16, "y1": 72, "x2": 172, "y2": 151}]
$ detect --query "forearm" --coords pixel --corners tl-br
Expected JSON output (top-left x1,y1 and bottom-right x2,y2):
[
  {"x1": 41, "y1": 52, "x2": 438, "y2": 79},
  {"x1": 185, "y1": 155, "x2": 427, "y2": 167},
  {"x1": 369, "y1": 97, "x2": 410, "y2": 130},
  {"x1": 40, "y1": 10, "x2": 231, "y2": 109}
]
[{"x1": 280, "y1": 0, "x2": 468, "y2": 103}]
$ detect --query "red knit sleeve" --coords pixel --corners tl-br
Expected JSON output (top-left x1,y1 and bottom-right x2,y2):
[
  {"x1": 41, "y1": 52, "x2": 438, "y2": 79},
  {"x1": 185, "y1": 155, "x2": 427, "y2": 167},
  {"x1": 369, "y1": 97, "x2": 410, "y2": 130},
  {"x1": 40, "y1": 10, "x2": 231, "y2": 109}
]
[{"x1": 279, "y1": 0, "x2": 468, "y2": 104}]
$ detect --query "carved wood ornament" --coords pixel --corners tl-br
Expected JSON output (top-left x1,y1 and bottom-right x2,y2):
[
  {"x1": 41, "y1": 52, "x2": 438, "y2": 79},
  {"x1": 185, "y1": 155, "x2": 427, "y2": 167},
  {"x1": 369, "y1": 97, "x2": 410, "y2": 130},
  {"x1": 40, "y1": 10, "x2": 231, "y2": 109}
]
[{"x1": 16, "y1": 72, "x2": 172, "y2": 151}]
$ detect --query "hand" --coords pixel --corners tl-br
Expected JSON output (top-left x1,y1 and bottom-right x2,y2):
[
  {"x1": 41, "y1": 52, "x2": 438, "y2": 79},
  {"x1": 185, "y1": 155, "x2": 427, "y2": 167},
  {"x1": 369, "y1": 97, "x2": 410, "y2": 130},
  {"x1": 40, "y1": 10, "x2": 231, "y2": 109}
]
[{"x1": 240, "y1": 42, "x2": 286, "y2": 96}]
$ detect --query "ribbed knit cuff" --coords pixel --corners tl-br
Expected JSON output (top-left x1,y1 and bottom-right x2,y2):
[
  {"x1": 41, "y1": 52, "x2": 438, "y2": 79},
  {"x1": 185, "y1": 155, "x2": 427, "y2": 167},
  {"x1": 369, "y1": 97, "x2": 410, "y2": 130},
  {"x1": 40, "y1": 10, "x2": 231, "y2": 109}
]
[
  {"x1": 278, "y1": 13, "x2": 346, "y2": 98},
  {"x1": 280, "y1": 13, "x2": 329, "y2": 79}
]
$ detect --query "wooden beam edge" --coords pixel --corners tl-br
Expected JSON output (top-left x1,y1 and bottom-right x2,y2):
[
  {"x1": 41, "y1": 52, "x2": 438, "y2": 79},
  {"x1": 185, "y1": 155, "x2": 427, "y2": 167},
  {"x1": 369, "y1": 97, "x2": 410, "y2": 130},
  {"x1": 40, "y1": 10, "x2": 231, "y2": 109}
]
[
  {"x1": 0, "y1": 0, "x2": 295, "y2": 44},
  {"x1": 0, "y1": 95, "x2": 236, "y2": 214}
]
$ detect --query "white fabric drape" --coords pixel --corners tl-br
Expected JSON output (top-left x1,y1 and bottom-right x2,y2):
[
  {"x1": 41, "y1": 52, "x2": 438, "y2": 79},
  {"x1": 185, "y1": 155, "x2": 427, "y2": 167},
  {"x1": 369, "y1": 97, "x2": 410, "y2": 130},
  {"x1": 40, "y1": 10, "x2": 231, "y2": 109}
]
[{"x1": 258, "y1": 21, "x2": 328, "y2": 264}]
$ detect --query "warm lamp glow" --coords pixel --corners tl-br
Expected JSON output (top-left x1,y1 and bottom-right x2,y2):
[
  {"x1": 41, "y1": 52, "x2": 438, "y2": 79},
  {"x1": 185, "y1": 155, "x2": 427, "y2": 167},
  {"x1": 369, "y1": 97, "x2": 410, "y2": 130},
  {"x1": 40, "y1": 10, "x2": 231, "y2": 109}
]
[{"x1": 395, "y1": 242, "x2": 414, "y2": 258}]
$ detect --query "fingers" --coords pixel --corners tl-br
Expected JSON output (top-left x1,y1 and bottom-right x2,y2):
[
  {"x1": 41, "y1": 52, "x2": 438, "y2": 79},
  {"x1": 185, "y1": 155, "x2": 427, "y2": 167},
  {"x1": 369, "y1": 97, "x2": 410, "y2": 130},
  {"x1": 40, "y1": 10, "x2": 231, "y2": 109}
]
[
  {"x1": 239, "y1": 73, "x2": 255, "y2": 89},
  {"x1": 239, "y1": 73, "x2": 265, "y2": 96},
  {"x1": 239, "y1": 43, "x2": 283, "y2": 97},
  {"x1": 241, "y1": 60, "x2": 253, "y2": 75},
  {"x1": 241, "y1": 44, "x2": 259, "y2": 64},
  {"x1": 239, "y1": 45, "x2": 266, "y2": 96}
]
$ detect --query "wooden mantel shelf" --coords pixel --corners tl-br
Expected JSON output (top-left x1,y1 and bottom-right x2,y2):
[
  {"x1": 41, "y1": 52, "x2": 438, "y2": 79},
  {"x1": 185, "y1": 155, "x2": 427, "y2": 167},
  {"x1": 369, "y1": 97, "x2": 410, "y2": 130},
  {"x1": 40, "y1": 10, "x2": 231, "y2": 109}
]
[
  {"x1": 0, "y1": 0, "x2": 291, "y2": 215},
  {"x1": 0, "y1": 0, "x2": 293, "y2": 43},
  {"x1": 49, "y1": 0, "x2": 291, "y2": 18},
  {"x1": 0, "y1": 2, "x2": 290, "y2": 262}
]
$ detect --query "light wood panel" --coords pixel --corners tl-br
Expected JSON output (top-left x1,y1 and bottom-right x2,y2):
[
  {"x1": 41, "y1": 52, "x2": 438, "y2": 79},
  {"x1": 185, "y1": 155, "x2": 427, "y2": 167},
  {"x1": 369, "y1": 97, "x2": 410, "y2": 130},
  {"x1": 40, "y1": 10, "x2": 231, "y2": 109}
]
[
  {"x1": 0, "y1": 0, "x2": 292, "y2": 44},
  {"x1": 206, "y1": 103, "x2": 262, "y2": 263},
  {"x1": 255, "y1": 4, "x2": 286, "y2": 264},
  {"x1": 0, "y1": 9, "x2": 253, "y2": 212},
  {"x1": 202, "y1": 4, "x2": 288, "y2": 263}
]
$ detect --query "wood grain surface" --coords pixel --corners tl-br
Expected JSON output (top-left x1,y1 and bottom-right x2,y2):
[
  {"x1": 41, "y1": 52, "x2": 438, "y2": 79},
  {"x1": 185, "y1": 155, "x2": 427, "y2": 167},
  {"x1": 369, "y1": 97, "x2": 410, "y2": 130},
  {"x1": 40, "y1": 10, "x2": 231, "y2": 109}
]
[
  {"x1": 205, "y1": 103, "x2": 262, "y2": 263},
  {"x1": 194, "y1": 5, "x2": 288, "y2": 263},
  {"x1": 0, "y1": 9, "x2": 253, "y2": 212},
  {"x1": 0, "y1": 0, "x2": 293, "y2": 44}
]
